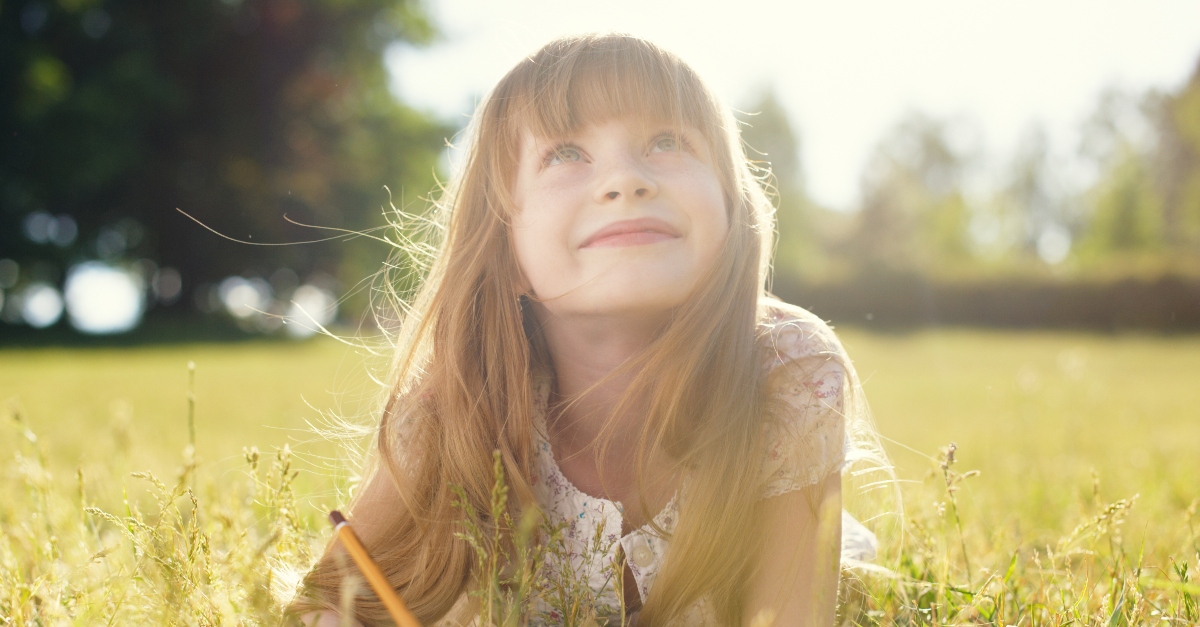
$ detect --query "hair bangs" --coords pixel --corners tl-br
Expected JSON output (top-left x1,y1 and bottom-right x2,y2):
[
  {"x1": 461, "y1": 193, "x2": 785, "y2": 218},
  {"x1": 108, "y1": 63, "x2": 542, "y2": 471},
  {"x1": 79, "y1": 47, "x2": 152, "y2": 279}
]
[{"x1": 503, "y1": 34, "x2": 722, "y2": 147}]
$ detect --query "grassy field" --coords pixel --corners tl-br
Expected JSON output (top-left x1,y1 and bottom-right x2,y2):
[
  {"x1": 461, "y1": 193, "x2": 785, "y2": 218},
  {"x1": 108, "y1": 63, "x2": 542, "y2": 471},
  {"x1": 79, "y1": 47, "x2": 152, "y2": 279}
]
[
  {"x1": 2, "y1": 329, "x2": 1198, "y2": 624},
  {"x1": 0, "y1": 338, "x2": 385, "y2": 508}
]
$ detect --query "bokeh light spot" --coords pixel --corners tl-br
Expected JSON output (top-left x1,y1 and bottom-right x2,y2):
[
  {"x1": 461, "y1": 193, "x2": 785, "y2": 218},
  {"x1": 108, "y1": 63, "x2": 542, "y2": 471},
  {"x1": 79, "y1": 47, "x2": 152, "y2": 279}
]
[
  {"x1": 22, "y1": 282, "x2": 64, "y2": 328},
  {"x1": 64, "y1": 262, "x2": 145, "y2": 334},
  {"x1": 219, "y1": 276, "x2": 271, "y2": 319},
  {"x1": 152, "y1": 267, "x2": 183, "y2": 304},
  {"x1": 285, "y1": 284, "x2": 337, "y2": 338}
]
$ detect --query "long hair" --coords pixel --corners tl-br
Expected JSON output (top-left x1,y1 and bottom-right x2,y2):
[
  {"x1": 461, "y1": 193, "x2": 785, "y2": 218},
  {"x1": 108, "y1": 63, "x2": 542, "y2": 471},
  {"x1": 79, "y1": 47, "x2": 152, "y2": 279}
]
[{"x1": 292, "y1": 33, "x2": 881, "y2": 626}]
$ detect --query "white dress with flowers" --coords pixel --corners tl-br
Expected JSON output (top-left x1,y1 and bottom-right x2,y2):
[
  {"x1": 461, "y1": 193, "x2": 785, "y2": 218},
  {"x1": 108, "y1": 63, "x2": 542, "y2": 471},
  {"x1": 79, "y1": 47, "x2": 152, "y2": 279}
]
[{"x1": 527, "y1": 306, "x2": 876, "y2": 626}]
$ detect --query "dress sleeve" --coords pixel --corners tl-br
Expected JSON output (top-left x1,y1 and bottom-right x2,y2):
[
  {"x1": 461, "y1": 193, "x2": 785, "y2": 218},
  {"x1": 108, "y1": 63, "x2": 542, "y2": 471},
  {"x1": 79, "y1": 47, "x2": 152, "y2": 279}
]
[{"x1": 758, "y1": 322, "x2": 848, "y2": 499}]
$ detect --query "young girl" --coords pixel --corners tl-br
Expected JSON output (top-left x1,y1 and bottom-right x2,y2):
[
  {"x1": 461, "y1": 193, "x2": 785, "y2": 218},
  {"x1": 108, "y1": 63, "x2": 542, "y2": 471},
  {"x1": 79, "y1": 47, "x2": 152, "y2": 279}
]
[{"x1": 293, "y1": 33, "x2": 885, "y2": 626}]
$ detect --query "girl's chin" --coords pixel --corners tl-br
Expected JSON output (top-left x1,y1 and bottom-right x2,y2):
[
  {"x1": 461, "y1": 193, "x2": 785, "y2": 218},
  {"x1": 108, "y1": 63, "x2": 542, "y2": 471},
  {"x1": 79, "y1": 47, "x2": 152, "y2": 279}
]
[
  {"x1": 557, "y1": 288, "x2": 695, "y2": 319},
  {"x1": 529, "y1": 266, "x2": 704, "y2": 317}
]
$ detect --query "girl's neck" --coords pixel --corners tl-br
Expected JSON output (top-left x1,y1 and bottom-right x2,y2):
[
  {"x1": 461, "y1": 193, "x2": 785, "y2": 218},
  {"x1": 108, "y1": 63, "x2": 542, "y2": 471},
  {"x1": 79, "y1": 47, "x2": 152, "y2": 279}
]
[
  {"x1": 539, "y1": 310, "x2": 658, "y2": 443},
  {"x1": 534, "y1": 306, "x2": 679, "y2": 523}
]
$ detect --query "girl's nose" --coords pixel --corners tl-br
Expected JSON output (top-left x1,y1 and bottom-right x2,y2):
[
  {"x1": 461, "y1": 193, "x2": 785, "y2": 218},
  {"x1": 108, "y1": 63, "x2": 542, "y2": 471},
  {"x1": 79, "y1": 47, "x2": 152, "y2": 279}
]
[{"x1": 596, "y1": 158, "x2": 658, "y2": 203}]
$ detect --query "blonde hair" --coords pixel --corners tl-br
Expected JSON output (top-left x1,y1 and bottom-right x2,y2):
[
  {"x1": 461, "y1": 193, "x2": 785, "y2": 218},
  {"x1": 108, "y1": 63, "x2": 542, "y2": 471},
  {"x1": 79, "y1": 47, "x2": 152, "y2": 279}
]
[{"x1": 293, "y1": 33, "x2": 885, "y2": 626}]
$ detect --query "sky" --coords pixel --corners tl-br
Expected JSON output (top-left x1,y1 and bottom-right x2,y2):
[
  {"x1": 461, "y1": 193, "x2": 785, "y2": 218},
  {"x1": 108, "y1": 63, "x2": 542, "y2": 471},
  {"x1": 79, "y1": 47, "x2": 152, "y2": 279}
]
[{"x1": 386, "y1": 0, "x2": 1200, "y2": 210}]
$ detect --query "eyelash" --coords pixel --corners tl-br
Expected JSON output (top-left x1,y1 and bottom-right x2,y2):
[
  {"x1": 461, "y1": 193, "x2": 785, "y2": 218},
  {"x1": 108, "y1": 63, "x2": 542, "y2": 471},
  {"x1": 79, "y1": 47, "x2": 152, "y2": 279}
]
[
  {"x1": 540, "y1": 131, "x2": 693, "y2": 167},
  {"x1": 542, "y1": 144, "x2": 582, "y2": 167},
  {"x1": 652, "y1": 131, "x2": 692, "y2": 153}
]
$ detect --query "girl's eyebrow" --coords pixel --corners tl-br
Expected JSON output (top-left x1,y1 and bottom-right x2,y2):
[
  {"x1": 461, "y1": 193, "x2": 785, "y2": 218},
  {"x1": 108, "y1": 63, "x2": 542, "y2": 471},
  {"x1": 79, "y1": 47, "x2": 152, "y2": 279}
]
[
  {"x1": 528, "y1": 135, "x2": 573, "y2": 155},
  {"x1": 538, "y1": 135, "x2": 583, "y2": 150}
]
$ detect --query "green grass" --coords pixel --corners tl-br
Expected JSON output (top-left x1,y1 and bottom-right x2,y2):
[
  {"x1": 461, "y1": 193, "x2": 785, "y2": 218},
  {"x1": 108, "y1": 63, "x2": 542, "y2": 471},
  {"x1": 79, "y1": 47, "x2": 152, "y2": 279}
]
[
  {"x1": 1, "y1": 330, "x2": 1197, "y2": 624},
  {"x1": 842, "y1": 328, "x2": 1200, "y2": 534},
  {"x1": 0, "y1": 339, "x2": 386, "y2": 505},
  {"x1": 838, "y1": 328, "x2": 1200, "y2": 625}
]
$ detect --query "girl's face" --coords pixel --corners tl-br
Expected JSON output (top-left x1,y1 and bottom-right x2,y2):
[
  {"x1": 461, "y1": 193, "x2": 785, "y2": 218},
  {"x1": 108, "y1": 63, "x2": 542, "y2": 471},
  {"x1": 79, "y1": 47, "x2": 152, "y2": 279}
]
[{"x1": 510, "y1": 117, "x2": 729, "y2": 321}]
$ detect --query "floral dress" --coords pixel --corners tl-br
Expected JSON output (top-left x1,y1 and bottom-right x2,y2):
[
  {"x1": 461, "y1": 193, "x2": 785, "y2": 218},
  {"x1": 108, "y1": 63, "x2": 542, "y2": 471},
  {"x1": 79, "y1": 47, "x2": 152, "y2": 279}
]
[{"x1": 527, "y1": 306, "x2": 876, "y2": 625}]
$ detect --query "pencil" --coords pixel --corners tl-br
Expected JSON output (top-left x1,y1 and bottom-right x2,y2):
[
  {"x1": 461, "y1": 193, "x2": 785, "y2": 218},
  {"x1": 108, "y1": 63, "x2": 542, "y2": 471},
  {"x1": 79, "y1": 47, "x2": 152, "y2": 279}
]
[{"x1": 329, "y1": 510, "x2": 423, "y2": 627}]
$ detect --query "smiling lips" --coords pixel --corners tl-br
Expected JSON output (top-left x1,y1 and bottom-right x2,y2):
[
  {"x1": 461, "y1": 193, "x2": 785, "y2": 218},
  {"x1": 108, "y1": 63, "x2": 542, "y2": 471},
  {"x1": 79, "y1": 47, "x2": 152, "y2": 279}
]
[{"x1": 580, "y1": 217, "x2": 681, "y2": 248}]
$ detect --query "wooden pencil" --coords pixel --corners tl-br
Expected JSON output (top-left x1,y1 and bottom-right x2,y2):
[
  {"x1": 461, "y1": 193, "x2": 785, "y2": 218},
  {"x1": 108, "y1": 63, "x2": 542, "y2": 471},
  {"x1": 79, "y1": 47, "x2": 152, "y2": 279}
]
[{"x1": 329, "y1": 510, "x2": 423, "y2": 627}]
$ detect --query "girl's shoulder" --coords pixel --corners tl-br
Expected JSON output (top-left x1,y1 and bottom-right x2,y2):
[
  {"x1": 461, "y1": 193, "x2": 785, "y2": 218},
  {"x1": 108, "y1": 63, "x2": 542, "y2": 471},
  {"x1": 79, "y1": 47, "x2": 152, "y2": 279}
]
[
  {"x1": 755, "y1": 298, "x2": 849, "y2": 498},
  {"x1": 756, "y1": 297, "x2": 845, "y2": 369}
]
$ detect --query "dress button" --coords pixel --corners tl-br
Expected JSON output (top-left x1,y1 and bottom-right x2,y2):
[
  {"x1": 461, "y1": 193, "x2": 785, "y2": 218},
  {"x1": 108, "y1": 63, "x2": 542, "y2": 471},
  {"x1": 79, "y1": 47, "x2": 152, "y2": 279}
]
[{"x1": 631, "y1": 545, "x2": 654, "y2": 568}]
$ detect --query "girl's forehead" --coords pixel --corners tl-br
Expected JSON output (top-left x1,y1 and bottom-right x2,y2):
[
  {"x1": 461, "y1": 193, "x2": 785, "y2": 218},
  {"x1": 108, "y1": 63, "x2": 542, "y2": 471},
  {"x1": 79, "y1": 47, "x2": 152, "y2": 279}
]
[
  {"x1": 516, "y1": 114, "x2": 701, "y2": 144},
  {"x1": 506, "y1": 86, "x2": 708, "y2": 142}
]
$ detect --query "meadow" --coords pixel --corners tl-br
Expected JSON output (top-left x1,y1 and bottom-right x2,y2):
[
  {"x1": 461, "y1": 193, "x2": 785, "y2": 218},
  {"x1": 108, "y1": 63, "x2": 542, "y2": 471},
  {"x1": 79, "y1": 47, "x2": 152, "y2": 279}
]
[{"x1": 1, "y1": 328, "x2": 1198, "y2": 625}]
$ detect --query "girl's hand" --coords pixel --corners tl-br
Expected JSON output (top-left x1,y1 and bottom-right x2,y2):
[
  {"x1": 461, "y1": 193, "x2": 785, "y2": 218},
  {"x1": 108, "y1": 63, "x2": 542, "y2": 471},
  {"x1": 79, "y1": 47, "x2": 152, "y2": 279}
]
[{"x1": 745, "y1": 472, "x2": 842, "y2": 627}]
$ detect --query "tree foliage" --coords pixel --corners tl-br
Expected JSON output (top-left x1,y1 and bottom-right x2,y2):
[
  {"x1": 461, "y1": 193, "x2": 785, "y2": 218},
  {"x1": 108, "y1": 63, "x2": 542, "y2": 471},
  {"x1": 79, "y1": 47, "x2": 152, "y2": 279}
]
[
  {"x1": 737, "y1": 88, "x2": 823, "y2": 277},
  {"x1": 844, "y1": 112, "x2": 976, "y2": 272},
  {"x1": 1, "y1": 0, "x2": 451, "y2": 322},
  {"x1": 755, "y1": 54, "x2": 1200, "y2": 283}
]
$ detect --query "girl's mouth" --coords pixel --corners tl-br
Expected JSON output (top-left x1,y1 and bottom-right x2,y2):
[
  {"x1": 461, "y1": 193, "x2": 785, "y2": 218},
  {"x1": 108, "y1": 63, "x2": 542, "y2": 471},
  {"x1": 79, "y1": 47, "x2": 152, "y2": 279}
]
[{"x1": 580, "y1": 217, "x2": 680, "y2": 248}]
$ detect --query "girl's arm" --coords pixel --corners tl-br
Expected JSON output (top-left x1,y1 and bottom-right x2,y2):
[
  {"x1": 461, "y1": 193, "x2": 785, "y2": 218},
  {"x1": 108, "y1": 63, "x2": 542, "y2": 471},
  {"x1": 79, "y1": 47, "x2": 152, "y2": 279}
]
[
  {"x1": 744, "y1": 472, "x2": 842, "y2": 627},
  {"x1": 291, "y1": 464, "x2": 408, "y2": 627}
]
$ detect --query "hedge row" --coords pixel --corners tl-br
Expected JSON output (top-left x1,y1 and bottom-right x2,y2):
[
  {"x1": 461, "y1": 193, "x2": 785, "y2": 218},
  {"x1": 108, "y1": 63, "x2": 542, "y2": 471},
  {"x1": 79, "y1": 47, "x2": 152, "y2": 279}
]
[{"x1": 774, "y1": 274, "x2": 1200, "y2": 331}]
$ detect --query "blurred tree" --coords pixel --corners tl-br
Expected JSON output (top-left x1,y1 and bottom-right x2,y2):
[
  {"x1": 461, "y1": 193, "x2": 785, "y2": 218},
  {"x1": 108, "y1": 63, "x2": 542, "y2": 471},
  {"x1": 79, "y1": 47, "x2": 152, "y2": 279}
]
[
  {"x1": 737, "y1": 88, "x2": 823, "y2": 278},
  {"x1": 844, "y1": 111, "x2": 975, "y2": 273},
  {"x1": 1, "y1": 0, "x2": 451, "y2": 325},
  {"x1": 739, "y1": 88, "x2": 803, "y2": 191},
  {"x1": 1152, "y1": 57, "x2": 1200, "y2": 251},
  {"x1": 995, "y1": 124, "x2": 1079, "y2": 264},
  {"x1": 1079, "y1": 148, "x2": 1163, "y2": 255},
  {"x1": 1075, "y1": 86, "x2": 1167, "y2": 258}
]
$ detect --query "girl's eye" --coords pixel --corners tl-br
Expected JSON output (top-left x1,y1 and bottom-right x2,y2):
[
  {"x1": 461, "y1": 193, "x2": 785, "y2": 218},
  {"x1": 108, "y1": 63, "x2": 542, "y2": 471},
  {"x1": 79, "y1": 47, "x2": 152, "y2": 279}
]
[
  {"x1": 545, "y1": 145, "x2": 583, "y2": 166},
  {"x1": 650, "y1": 133, "x2": 684, "y2": 154}
]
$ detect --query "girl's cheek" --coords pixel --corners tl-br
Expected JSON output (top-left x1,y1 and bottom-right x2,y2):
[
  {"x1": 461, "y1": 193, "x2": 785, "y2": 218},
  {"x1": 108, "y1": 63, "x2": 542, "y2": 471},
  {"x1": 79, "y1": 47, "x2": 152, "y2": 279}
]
[{"x1": 542, "y1": 168, "x2": 591, "y2": 193}]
